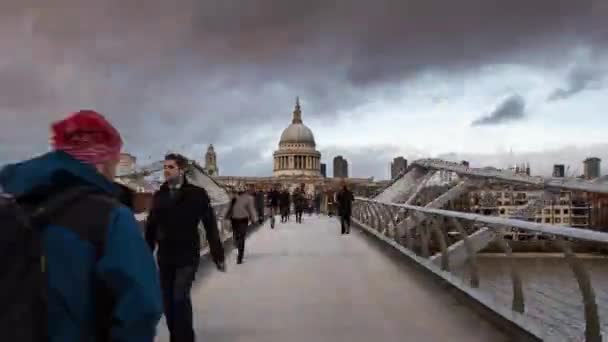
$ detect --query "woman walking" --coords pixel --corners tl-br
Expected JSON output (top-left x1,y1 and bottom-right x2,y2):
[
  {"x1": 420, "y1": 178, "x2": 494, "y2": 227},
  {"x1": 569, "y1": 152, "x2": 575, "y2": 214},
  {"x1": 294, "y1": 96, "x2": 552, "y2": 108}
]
[{"x1": 226, "y1": 187, "x2": 258, "y2": 264}]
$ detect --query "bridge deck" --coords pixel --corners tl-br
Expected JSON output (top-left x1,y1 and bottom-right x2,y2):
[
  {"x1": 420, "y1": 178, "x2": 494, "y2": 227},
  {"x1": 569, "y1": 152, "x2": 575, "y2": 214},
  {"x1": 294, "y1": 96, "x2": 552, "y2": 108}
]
[{"x1": 155, "y1": 216, "x2": 509, "y2": 342}]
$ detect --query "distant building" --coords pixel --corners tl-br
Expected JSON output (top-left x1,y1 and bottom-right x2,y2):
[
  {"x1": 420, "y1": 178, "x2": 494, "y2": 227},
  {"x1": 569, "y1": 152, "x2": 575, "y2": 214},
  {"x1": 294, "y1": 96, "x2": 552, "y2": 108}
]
[
  {"x1": 333, "y1": 156, "x2": 348, "y2": 178},
  {"x1": 510, "y1": 162, "x2": 530, "y2": 176},
  {"x1": 468, "y1": 187, "x2": 590, "y2": 229},
  {"x1": 320, "y1": 163, "x2": 327, "y2": 178},
  {"x1": 204, "y1": 144, "x2": 219, "y2": 176},
  {"x1": 584, "y1": 157, "x2": 601, "y2": 180},
  {"x1": 553, "y1": 164, "x2": 565, "y2": 178},
  {"x1": 116, "y1": 153, "x2": 136, "y2": 176},
  {"x1": 390, "y1": 157, "x2": 407, "y2": 179}
]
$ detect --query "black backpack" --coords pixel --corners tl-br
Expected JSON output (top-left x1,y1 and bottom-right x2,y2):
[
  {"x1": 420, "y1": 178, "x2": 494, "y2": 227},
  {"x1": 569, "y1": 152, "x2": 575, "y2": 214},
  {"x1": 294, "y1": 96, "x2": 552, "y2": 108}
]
[{"x1": 0, "y1": 186, "x2": 119, "y2": 341}]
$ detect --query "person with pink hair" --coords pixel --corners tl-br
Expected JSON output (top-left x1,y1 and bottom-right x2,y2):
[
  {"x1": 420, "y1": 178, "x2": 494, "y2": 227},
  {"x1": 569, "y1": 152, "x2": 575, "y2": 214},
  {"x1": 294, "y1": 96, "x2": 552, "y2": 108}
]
[{"x1": 0, "y1": 110, "x2": 163, "y2": 342}]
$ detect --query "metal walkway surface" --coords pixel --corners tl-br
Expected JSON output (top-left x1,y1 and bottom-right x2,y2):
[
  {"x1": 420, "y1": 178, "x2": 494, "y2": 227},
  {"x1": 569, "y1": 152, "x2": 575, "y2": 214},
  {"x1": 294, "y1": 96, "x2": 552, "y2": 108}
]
[{"x1": 155, "y1": 216, "x2": 509, "y2": 342}]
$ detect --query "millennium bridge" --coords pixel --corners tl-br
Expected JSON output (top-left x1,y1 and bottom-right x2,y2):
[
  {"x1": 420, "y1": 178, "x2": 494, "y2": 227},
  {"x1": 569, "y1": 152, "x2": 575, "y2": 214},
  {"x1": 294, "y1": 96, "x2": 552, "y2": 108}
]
[{"x1": 124, "y1": 158, "x2": 608, "y2": 342}]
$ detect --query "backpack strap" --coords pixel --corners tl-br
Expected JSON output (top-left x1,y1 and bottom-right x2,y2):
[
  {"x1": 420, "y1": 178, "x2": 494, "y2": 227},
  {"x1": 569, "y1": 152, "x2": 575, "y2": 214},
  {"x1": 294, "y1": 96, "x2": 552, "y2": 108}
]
[
  {"x1": 22, "y1": 186, "x2": 119, "y2": 258},
  {"x1": 34, "y1": 187, "x2": 120, "y2": 341}
]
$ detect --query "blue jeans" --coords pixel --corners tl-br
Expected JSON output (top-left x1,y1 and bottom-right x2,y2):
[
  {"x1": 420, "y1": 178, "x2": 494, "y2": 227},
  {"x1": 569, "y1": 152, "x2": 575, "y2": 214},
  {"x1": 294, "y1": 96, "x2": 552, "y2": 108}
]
[{"x1": 159, "y1": 262, "x2": 198, "y2": 342}]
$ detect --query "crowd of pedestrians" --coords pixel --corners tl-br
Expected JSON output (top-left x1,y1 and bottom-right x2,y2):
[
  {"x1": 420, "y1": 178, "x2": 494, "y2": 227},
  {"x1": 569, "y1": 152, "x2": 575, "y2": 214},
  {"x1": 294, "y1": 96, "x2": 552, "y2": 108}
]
[{"x1": 0, "y1": 110, "x2": 355, "y2": 342}]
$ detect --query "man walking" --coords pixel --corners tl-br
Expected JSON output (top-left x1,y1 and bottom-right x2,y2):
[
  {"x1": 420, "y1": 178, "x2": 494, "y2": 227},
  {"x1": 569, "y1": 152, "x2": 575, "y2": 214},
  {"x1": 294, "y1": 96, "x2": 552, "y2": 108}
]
[
  {"x1": 293, "y1": 187, "x2": 305, "y2": 224},
  {"x1": 226, "y1": 186, "x2": 258, "y2": 264},
  {"x1": 0, "y1": 110, "x2": 163, "y2": 342},
  {"x1": 145, "y1": 153, "x2": 226, "y2": 342},
  {"x1": 254, "y1": 188, "x2": 265, "y2": 224},
  {"x1": 279, "y1": 188, "x2": 291, "y2": 223},
  {"x1": 267, "y1": 185, "x2": 281, "y2": 228},
  {"x1": 336, "y1": 182, "x2": 354, "y2": 234}
]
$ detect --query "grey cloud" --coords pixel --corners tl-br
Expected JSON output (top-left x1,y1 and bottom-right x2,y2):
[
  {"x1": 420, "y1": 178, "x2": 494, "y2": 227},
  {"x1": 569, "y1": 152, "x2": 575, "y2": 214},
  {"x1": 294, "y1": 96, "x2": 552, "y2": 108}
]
[
  {"x1": 471, "y1": 95, "x2": 526, "y2": 126},
  {"x1": 548, "y1": 66, "x2": 602, "y2": 101},
  {"x1": 1, "y1": 0, "x2": 607, "y2": 172}
]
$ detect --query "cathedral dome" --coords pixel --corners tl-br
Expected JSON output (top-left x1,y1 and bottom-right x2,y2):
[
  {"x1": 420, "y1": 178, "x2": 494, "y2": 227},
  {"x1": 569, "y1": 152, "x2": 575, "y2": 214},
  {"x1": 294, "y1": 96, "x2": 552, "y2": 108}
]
[
  {"x1": 279, "y1": 123, "x2": 315, "y2": 145},
  {"x1": 273, "y1": 97, "x2": 322, "y2": 178},
  {"x1": 278, "y1": 97, "x2": 316, "y2": 146}
]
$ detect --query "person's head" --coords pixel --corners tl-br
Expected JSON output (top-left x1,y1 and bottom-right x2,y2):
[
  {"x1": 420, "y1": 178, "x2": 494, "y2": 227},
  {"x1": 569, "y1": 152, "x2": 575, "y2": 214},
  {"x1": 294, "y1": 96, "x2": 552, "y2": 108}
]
[
  {"x1": 50, "y1": 110, "x2": 123, "y2": 180},
  {"x1": 163, "y1": 153, "x2": 188, "y2": 182}
]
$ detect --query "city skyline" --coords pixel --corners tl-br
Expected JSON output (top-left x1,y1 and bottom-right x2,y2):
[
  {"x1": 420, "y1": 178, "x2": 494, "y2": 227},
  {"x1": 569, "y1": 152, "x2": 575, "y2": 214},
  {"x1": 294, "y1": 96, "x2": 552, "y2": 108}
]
[{"x1": 1, "y1": 1, "x2": 606, "y2": 180}]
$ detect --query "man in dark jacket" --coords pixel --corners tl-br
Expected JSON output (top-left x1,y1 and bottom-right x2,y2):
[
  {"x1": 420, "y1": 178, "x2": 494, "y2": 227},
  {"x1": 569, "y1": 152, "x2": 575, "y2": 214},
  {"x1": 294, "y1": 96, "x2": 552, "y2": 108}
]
[
  {"x1": 0, "y1": 110, "x2": 163, "y2": 342},
  {"x1": 267, "y1": 185, "x2": 281, "y2": 228},
  {"x1": 145, "y1": 153, "x2": 225, "y2": 342},
  {"x1": 279, "y1": 188, "x2": 291, "y2": 222},
  {"x1": 254, "y1": 188, "x2": 265, "y2": 224},
  {"x1": 336, "y1": 182, "x2": 354, "y2": 234},
  {"x1": 293, "y1": 187, "x2": 306, "y2": 223}
]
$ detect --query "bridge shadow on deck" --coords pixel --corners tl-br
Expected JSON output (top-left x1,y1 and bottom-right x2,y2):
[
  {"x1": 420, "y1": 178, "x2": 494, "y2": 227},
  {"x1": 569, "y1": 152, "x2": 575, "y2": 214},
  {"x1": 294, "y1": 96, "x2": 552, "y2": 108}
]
[{"x1": 156, "y1": 216, "x2": 513, "y2": 342}]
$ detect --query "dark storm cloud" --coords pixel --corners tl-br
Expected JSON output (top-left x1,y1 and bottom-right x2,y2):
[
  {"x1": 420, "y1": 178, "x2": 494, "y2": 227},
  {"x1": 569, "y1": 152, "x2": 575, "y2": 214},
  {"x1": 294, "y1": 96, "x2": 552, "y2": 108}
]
[
  {"x1": 548, "y1": 66, "x2": 603, "y2": 101},
  {"x1": 471, "y1": 95, "x2": 526, "y2": 126},
  {"x1": 1, "y1": 0, "x2": 606, "y2": 172}
]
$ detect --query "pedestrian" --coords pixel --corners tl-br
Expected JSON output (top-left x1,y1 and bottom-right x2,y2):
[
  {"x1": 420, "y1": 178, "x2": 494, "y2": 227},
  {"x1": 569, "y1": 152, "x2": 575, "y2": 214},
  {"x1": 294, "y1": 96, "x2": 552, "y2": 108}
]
[
  {"x1": 267, "y1": 185, "x2": 281, "y2": 228},
  {"x1": 336, "y1": 181, "x2": 354, "y2": 234},
  {"x1": 279, "y1": 188, "x2": 291, "y2": 222},
  {"x1": 0, "y1": 110, "x2": 163, "y2": 342},
  {"x1": 314, "y1": 193, "x2": 322, "y2": 215},
  {"x1": 254, "y1": 188, "x2": 265, "y2": 224},
  {"x1": 226, "y1": 186, "x2": 257, "y2": 264},
  {"x1": 293, "y1": 187, "x2": 305, "y2": 223},
  {"x1": 145, "y1": 153, "x2": 226, "y2": 342}
]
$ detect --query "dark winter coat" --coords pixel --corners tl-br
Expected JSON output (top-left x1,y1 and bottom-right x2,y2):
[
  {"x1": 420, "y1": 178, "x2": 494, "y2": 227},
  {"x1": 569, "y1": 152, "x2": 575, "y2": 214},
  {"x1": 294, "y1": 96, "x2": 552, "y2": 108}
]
[
  {"x1": 336, "y1": 188, "x2": 354, "y2": 217},
  {"x1": 145, "y1": 178, "x2": 225, "y2": 267},
  {"x1": 0, "y1": 151, "x2": 162, "y2": 342}
]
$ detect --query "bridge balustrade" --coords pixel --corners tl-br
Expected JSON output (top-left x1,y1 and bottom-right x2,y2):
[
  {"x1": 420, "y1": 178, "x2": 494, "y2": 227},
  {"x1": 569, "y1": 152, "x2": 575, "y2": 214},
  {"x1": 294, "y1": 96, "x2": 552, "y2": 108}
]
[{"x1": 353, "y1": 197, "x2": 607, "y2": 342}]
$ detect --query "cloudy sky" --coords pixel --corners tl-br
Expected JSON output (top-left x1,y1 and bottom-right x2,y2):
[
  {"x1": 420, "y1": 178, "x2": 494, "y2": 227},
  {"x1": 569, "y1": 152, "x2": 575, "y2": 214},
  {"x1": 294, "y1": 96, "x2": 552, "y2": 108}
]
[{"x1": 1, "y1": 0, "x2": 607, "y2": 179}]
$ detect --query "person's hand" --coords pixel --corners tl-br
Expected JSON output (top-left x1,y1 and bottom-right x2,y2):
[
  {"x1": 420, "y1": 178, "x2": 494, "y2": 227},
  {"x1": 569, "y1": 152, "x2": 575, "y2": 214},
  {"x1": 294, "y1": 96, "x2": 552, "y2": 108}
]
[{"x1": 216, "y1": 261, "x2": 226, "y2": 272}]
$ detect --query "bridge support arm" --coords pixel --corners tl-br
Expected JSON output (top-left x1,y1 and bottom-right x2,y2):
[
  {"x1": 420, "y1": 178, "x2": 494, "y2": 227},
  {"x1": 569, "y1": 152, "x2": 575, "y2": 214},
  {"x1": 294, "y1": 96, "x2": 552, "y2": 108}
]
[
  {"x1": 395, "y1": 180, "x2": 478, "y2": 237},
  {"x1": 375, "y1": 166, "x2": 430, "y2": 203}
]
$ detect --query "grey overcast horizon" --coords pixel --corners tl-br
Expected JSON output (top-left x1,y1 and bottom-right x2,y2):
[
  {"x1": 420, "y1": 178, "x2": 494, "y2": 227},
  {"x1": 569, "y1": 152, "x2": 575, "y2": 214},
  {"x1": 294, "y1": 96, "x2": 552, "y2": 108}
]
[{"x1": 1, "y1": 1, "x2": 607, "y2": 179}]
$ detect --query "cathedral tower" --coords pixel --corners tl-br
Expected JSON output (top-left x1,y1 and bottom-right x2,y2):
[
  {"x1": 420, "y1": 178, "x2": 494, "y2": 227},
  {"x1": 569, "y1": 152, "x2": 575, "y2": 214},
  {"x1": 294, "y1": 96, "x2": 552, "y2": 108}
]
[{"x1": 204, "y1": 144, "x2": 219, "y2": 176}]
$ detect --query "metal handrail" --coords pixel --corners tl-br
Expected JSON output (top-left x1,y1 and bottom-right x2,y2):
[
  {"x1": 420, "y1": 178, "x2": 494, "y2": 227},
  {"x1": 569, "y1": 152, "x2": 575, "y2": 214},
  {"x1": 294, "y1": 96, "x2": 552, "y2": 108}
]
[
  {"x1": 357, "y1": 197, "x2": 608, "y2": 243},
  {"x1": 353, "y1": 197, "x2": 604, "y2": 342},
  {"x1": 411, "y1": 158, "x2": 608, "y2": 194}
]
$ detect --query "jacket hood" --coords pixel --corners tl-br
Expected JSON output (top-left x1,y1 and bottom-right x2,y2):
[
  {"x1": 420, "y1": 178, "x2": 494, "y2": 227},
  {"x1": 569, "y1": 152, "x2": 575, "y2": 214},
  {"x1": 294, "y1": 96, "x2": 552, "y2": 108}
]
[{"x1": 0, "y1": 150, "x2": 118, "y2": 197}]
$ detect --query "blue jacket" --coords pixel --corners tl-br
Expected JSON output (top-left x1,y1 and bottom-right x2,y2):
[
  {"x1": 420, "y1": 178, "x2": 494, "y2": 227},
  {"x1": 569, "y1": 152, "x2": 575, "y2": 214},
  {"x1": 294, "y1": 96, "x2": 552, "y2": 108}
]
[{"x1": 0, "y1": 151, "x2": 163, "y2": 342}]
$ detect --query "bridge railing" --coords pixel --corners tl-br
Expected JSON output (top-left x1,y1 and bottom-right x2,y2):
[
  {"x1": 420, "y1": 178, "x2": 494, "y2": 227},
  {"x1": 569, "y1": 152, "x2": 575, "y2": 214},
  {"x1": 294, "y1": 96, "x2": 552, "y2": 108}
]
[
  {"x1": 353, "y1": 197, "x2": 606, "y2": 342},
  {"x1": 136, "y1": 200, "x2": 233, "y2": 252}
]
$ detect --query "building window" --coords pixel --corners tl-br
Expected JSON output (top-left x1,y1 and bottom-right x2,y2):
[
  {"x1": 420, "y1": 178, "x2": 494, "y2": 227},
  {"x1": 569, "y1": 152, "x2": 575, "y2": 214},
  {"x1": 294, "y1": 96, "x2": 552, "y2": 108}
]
[
  {"x1": 563, "y1": 218, "x2": 569, "y2": 223},
  {"x1": 563, "y1": 209, "x2": 569, "y2": 215},
  {"x1": 544, "y1": 209, "x2": 551, "y2": 215},
  {"x1": 555, "y1": 218, "x2": 561, "y2": 224},
  {"x1": 545, "y1": 218, "x2": 551, "y2": 223},
  {"x1": 554, "y1": 209, "x2": 560, "y2": 215},
  {"x1": 500, "y1": 209, "x2": 505, "y2": 215},
  {"x1": 536, "y1": 218, "x2": 542, "y2": 223}
]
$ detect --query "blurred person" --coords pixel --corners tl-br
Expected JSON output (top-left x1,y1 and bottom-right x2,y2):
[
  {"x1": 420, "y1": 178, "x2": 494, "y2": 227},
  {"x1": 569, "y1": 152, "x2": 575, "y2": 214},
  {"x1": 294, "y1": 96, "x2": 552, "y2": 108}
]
[
  {"x1": 0, "y1": 110, "x2": 163, "y2": 342},
  {"x1": 145, "y1": 153, "x2": 225, "y2": 342}
]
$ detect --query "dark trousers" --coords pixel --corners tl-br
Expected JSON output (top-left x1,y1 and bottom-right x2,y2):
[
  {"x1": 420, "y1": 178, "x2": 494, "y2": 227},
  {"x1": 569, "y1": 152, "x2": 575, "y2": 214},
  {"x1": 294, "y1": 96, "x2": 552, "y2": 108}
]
[
  {"x1": 295, "y1": 209, "x2": 303, "y2": 223},
  {"x1": 231, "y1": 218, "x2": 249, "y2": 262},
  {"x1": 340, "y1": 214, "x2": 351, "y2": 234},
  {"x1": 280, "y1": 207, "x2": 289, "y2": 222},
  {"x1": 159, "y1": 262, "x2": 198, "y2": 342}
]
